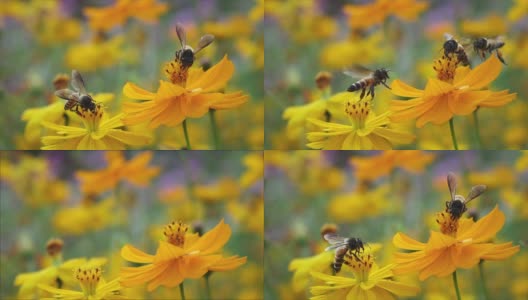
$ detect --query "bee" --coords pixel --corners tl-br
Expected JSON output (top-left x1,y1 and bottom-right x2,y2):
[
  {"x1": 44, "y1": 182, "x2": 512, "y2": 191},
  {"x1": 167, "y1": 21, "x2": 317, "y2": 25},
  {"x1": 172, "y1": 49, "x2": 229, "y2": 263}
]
[
  {"x1": 473, "y1": 37, "x2": 506, "y2": 65},
  {"x1": 443, "y1": 33, "x2": 471, "y2": 66},
  {"x1": 343, "y1": 66, "x2": 391, "y2": 100},
  {"x1": 174, "y1": 23, "x2": 215, "y2": 69},
  {"x1": 446, "y1": 172, "x2": 487, "y2": 220},
  {"x1": 324, "y1": 233, "x2": 365, "y2": 274},
  {"x1": 54, "y1": 70, "x2": 97, "y2": 116}
]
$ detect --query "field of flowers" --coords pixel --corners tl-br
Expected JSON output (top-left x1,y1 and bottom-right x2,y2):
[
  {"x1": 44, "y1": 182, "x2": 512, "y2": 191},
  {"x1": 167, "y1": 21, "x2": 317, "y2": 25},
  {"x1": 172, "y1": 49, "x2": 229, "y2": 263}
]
[
  {"x1": 265, "y1": 0, "x2": 528, "y2": 150},
  {"x1": 0, "y1": 150, "x2": 263, "y2": 299},
  {"x1": 1, "y1": 0, "x2": 263, "y2": 150},
  {"x1": 264, "y1": 150, "x2": 527, "y2": 299}
]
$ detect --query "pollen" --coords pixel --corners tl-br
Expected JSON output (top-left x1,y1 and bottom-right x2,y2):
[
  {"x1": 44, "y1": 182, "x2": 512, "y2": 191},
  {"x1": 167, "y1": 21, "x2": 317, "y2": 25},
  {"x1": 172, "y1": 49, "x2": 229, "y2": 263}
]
[
  {"x1": 436, "y1": 211, "x2": 459, "y2": 236},
  {"x1": 345, "y1": 98, "x2": 371, "y2": 129},
  {"x1": 164, "y1": 61, "x2": 188, "y2": 86},
  {"x1": 344, "y1": 250, "x2": 373, "y2": 282},
  {"x1": 163, "y1": 220, "x2": 189, "y2": 247},
  {"x1": 74, "y1": 265, "x2": 102, "y2": 296},
  {"x1": 433, "y1": 54, "x2": 458, "y2": 83}
]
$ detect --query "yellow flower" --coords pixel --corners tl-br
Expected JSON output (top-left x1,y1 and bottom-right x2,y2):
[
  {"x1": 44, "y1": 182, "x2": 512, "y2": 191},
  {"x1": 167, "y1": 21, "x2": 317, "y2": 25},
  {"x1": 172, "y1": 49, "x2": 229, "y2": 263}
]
[
  {"x1": 327, "y1": 184, "x2": 394, "y2": 222},
  {"x1": 461, "y1": 14, "x2": 508, "y2": 37},
  {"x1": 120, "y1": 219, "x2": 246, "y2": 291},
  {"x1": 310, "y1": 249, "x2": 420, "y2": 299},
  {"x1": 84, "y1": 0, "x2": 168, "y2": 32},
  {"x1": 34, "y1": 16, "x2": 82, "y2": 45},
  {"x1": 468, "y1": 166, "x2": 515, "y2": 188},
  {"x1": 65, "y1": 36, "x2": 139, "y2": 72},
  {"x1": 393, "y1": 206, "x2": 520, "y2": 280},
  {"x1": 240, "y1": 152, "x2": 263, "y2": 189},
  {"x1": 123, "y1": 55, "x2": 248, "y2": 128},
  {"x1": 391, "y1": 55, "x2": 516, "y2": 127},
  {"x1": 289, "y1": 251, "x2": 334, "y2": 293},
  {"x1": 516, "y1": 151, "x2": 528, "y2": 172},
  {"x1": 76, "y1": 151, "x2": 160, "y2": 195},
  {"x1": 306, "y1": 95, "x2": 415, "y2": 149},
  {"x1": 193, "y1": 178, "x2": 240, "y2": 203},
  {"x1": 508, "y1": 0, "x2": 528, "y2": 22},
  {"x1": 38, "y1": 264, "x2": 122, "y2": 300},
  {"x1": 343, "y1": 0, "x2": 428, "y2": 30},
  {"x1": 202, "y1": 16, "x2": 253, "y2": 39},
  {"x1": 227, "y1": 196, "x2": 264, "y2": 236},
  {"x1": 349, "y1": 150, "x2": 435, "y2": 181}
]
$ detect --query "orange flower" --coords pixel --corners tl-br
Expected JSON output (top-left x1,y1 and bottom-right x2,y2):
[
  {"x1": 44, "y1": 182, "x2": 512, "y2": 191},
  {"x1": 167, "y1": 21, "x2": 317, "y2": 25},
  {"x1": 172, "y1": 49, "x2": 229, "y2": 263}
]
[
  {"x1": 343, "y1": 0, "x2": 428, "y2": 30},
  {"x1": 120, "y1": 219, "x2": 246, "y2": 291},
  {"x1": 393, "y1": 206, "x2": 520, "y2": 280},
  {"x1": 75, "y1": 151, "x2": 160, "y2": 195},
  {"x1": 390, "y1": 55, "x2": 516, "y2": 127},
  {"x1": 349, "y1": 150, "x2": 435, "y2": 181},
  {"x1": 122, "y1": 55, "x2": 248, "y2": 128}
]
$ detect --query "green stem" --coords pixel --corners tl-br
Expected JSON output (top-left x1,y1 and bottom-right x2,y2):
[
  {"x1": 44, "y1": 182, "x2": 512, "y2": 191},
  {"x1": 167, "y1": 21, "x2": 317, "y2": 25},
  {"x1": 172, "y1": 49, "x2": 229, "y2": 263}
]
[
  {"x1": 452, "y1": 271, "x2": 462, "y2": 300},
  {"x1": 205, "y1": 273, "x2": 212, "y2": 300},
  {"x1": 179, "y1": 282, "x2": 186, "y2": 300},
  {"x1": 209, "y1": 109, "x2": 221, "y2": 149},
  {"x1": 449, "y1": 118, "x2": 459, "y2": 150},
  {"x1": 473, "y1": 109, "x2": 482, "y2": 149},
  {"x1": 479, "y1": 261, "x2": 489, "y2": 300},
  {"x1": 182, "y1": 120, "x2": 191, "y2": 150}
]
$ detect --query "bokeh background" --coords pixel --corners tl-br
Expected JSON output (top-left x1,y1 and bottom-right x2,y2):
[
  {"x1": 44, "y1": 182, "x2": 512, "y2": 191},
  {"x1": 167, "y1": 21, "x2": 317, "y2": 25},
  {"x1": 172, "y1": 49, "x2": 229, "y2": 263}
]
[
  {"x1": 0, "y1": 150, "x2": 263, "y2": 299},
  {"x1": 264, "y1": 150, "x2": 528, "y2": 299},
  {"x1": 0, "y1": 0, "x2": 263, "y2": 149},
  {"x1": 264, "y1": 0, "x2": 528, "y2": 149}
]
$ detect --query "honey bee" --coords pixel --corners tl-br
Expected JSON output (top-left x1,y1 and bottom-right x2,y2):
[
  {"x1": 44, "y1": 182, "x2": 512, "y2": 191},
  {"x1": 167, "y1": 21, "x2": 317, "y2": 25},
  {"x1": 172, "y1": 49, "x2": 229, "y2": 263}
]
[
  {"x1": 443, "y1": 33, "x2": 471, "y2": 66},
  {"x1": 174, "y1": 23, "x2": 215, "y2": 69},
  {"x1": 54, "y1": 70, "x2": 96, "y2": 116},
  {"x1": 446, "y1": 172, "x2": 487, "y2": 220},
  {"x1": 473, "y1": 37, "x2": 506, "y2": 65},
  {"x1": 324, "y1": 233, "x2": 365, "y2": 274},
  {"x1": 344, "y1": 66, "x2": 391, "y2": 100}
]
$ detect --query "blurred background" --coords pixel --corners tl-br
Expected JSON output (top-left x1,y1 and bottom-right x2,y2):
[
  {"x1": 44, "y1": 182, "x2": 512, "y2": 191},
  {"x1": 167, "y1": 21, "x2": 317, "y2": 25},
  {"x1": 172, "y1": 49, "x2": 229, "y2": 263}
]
[
  {"x1": 0, "y1": 0, "x2": 263, "y2": 149},
  {"x1": 0, "y1": 150, "x2": 263, "y2": 299},
  {"x1": 264, "y1": 150, "x2": 528, "y2": 299},
  {"x1": 264, "y1": 0, "x2": 528, "y2": 149}
]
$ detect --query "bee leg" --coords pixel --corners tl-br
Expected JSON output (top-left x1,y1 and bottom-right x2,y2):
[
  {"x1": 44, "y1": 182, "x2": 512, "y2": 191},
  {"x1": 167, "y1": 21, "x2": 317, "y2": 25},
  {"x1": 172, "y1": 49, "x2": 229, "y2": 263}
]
[
  {"x1": 496, "y1": 50, "x2": 507, "y2": 65},
  {"x1": 381, "y1": 81, "x2": 391, "y2": 90},
  {"x1": 360, "y1": 88, "x2": 366, "y2": 99},
  {"x1": 369, "y1": 85, "x2": 375, "y2": 99}
]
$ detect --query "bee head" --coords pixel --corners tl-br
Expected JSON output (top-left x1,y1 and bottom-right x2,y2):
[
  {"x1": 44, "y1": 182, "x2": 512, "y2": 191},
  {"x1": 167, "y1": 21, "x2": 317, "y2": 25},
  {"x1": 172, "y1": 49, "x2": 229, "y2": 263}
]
[
  {"x1": 375, "y1": 68, "x2": 390, "y2": 81},
  {"x1": 346, "y1": 237, "x2": 364, "y2": 250},
  {"x1": 80, "y1": 95, "x2": 96, "y2": 111},
  {"x1": 443, "y1": 39, "x2": 458, "y2": 54},
  {"x1": 473, "y1": 38, "x2": 487, "y2": 49}
]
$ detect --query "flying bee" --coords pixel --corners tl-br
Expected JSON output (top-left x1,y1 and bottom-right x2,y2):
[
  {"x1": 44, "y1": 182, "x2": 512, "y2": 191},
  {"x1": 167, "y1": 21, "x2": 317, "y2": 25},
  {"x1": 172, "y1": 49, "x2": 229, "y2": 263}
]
[
  {"x1": 473, "y1": 36, "x2": 506, "y2": 65},
  {"x1": 174, "y1": 23, "x2": 215, "y2": 69},
  {"x1": 324, "y1": 233, "x2": 365, "y2": 274},
  {"x1": 344, "y1": 66, "x2": 391, "y2": 100},
  {"x1": 445, "y1": 172, "x2": 487, "y2": 220},
  {"x1": 443, "y1": 33, "x2": 471, "y2": 66},
  {"x1": 54, "y1": 70, "x2": 97, "y2": 116}
]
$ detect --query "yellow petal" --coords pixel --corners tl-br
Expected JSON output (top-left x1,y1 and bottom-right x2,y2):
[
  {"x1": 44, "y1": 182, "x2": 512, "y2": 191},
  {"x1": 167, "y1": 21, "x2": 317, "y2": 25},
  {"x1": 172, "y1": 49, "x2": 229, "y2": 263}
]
[
  {"x1": 153, "y1": 241, "x2": 186, "y2": 264},
  {"x1": 121, "y1": 244, "x2": 154, "y2": 263},
  {"x1": 391, "y1": 79, "x2": 424, "y2": 97},
  {"x1": 123, "y1": 82, "x2": 156, "y2": 100},
  {"x1": 186, "y1": 55, "x2": 235, "y2": 92},
  {"x1": 187, "y1": 219, "x2": 231, "y2": 255},
  {"x1": 208, "y1": 255, "x2": 247, "y2": 271},
  {"x1": 457, "y1": 205, "x2": 505, "y2": 243},
  {"x1": 455, "y1": 54, "x2": 502, "y2": 90},
  {"x1": 210, "y1": 91, "x2": 249, "y2": 110},
  {"x1": 448, "y1": 90, "x2": 489, "y2": 115},
  {"x1": 393, "y1": 232, "x2": 425, "y2": 250},
  {"x1": 376, "y1": 279, "x2": 420, "y2": 296}
]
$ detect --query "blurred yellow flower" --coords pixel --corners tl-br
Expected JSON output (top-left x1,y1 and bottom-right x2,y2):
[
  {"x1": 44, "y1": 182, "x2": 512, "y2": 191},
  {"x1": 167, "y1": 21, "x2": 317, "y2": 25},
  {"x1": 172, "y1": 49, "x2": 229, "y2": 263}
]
[
  {"x1": 508, "y1": 0, "x2": 528, "y2": 22},
  {"x1": 65, "y1": 36, "x2": 138, "y2": 72},
  {"x1": 516, "y1": 151, "x2": 528, "y2": 172},
  {"x1": 76, "y1": 151, "x2": 160, "y2": 195},
  {"x1": 38, "y1": 264, "x2": 121, "y2": 300},
  {"x1": 41, "y1": 103, "x2": 152, "y2": 150},
  {"x1": 0, "y1": 155, "x2": 69, "y2": 207},
  {"x1": 193, "y1": 178, "x2": 240, "y2": 203},
  {"x1": 393, "y1": 206, "x2": 520, "y2": 280},
  {"x1": 240, "y1": 152, "x2": 263, "y2": 189},
  {"x1": 236, "y1": 37, "x2": 264, "y2": 69},
  {"x1": 391, "y1": 55, "x2": 516, "y2": 127},
  {"x1": 123, "y1": 55, "x2": 248, "y2": 128},
  {"x1": 310, "y1": 249, "x2": 420, "y2": 299},
  {"x1": 307, "y1": 95, "x2": 415, "y2": 149},
  {"x1": 35, "y1": 16, "x2": 82, "y2": 45},
  {"x1": 468, "y1": 166, "x2": 515, "y2": 188},
  {"x1": 349, "y1": 150, "x2": 435, "y2": 181},
  {"x1": 289, "y1": 251, "x2": 334, "y2": 293},
  {"x1": 319, "y1": 31, "x2": 386, "y2": 69},
  {"x1": 461, "y1": 14, "x2": 508, "y2": 37},
  {"x1": 227, "y1": 196, "x2": 264, "y2": 236},
  {"x1": 327, "y1": 184, "x2": 394, "y2": 222},
  {"x1": 202, "y1": 16, "x2": 253, "y2": 39},
  {"x1": 120, "y1": 219, "x2": 246, "y2": 291},
  {"x1": 84, "y1": 0, "x2": 168, "y2": 32},
  {"x1": 501, "y1": 188, "x2": 528, "y2": 219},
  {"x1": 343, "y1": 0, "x2": 428, "y2": 30}
]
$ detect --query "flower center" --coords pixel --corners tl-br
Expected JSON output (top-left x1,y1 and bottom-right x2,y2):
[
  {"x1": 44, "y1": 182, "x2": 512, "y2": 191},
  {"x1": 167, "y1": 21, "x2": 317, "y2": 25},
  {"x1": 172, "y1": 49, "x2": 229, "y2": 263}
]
[
  {"x1": 164, "y1": 220, "x2": 189, "y2": 247},
  {"x1": 436, "y1": 211, "x2": 459, "y2": 236},
  {"x1": 433, "y1": 54, "x2": 458, "y2": 83},
  {"x1": 345, "y1": 98, "x2": 371, "y2": 129},
  {"x1": 74, "y1": 266, "x2": 101, "y2": 297},
  {"x1": 164, "y1": 61, "x2": 188, "y2": 87},
  {"x1": 344, "y1": 250, "x2": 373, "y2": 282},
  {"x1": 79, "y1": 103, "x2": 104, "y2": 133}
]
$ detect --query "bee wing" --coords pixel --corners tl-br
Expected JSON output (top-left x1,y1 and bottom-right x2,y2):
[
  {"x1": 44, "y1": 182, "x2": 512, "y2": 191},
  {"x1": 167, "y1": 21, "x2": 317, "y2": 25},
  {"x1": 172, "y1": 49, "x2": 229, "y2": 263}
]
[
  {"x1": 194, "y1": 34, "x2": 215, "y2": 54},
  {"x1": 71, "y1": 70, "x2": 87, "y2": 94},
  {"x1": 444, "y1": 32, "x2": 454, "y2": 41},
  {"x1": 465, "y1": 185, "x2": 486, "y2": 203},
  {"x1": 175, "y1": 22, "x2": 187, "y2": 48},
  {"x1": 459, "y1": 37, "x2": 473, "y2": 49},
  {"x1": 343, "y1": 65, "x2": 372, "y2": 79},
  {"x1": 447, "y1": 172, "x2": 457, "y2": 201},
  {"x1": 325, "y1": 244, "x2": 347, "y2": 251},
  {"x1": 55, "y1": 89, "x2": 77, "y2": 101},
  {"x1": 323, "y1": 233, "x2": 346, "y2": 244}
]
